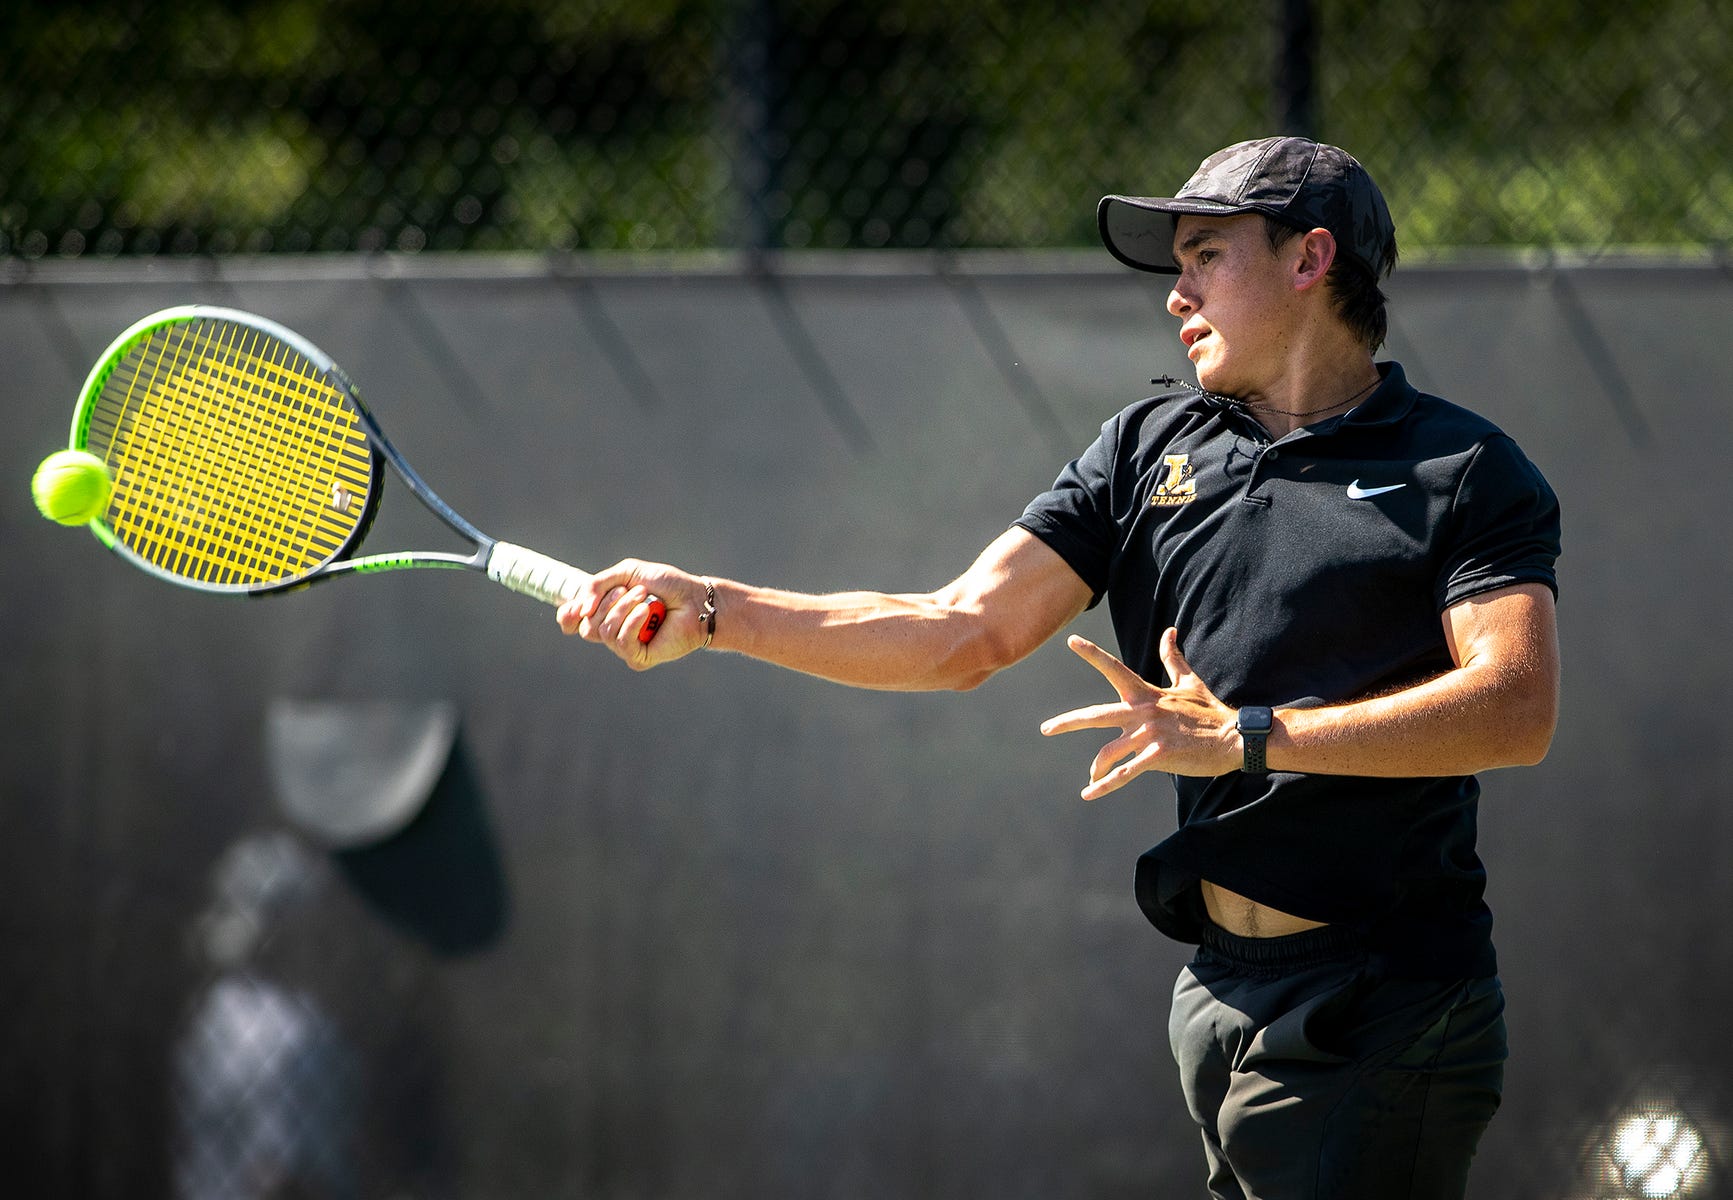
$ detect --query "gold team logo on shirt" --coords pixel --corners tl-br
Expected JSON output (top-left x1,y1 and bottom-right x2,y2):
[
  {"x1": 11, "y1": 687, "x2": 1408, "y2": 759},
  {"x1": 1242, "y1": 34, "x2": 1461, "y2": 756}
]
[{"x1": 1151, "y1": 453, "x2": 1197, "y2": 506}]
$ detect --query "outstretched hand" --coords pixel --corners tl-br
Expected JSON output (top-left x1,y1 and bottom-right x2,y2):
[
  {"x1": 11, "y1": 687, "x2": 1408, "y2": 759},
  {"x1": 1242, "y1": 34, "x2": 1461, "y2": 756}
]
[
  {"x1": 1040, "y1": 628, "x2": 1238, "y2": 799},
  {"x1": 557, "y1": 559, "x2": 707, "y2": 670}
]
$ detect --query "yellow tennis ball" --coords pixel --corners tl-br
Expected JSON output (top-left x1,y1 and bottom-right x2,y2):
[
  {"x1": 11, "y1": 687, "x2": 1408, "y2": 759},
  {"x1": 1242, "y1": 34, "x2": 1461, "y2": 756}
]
[{"x1": 32, "y1": 449, "x2": 112, "y2": 526}]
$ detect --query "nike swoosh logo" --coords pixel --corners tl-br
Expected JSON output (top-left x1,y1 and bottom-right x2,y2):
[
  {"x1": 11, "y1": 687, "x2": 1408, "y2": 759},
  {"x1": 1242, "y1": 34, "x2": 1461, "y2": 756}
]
[{"x1": 1346, "y1": 480, "x2": 1406, "y2": 499}]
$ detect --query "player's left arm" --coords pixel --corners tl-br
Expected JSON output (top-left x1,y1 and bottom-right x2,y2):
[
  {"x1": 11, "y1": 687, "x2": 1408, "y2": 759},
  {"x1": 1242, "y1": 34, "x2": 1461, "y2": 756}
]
[
  {"x1": 1264, "y1": 581, "x2": 1560, "y2": 777},
  {"x1": 1042, "y1": 582, "x2": 1559, "y2": 798}
]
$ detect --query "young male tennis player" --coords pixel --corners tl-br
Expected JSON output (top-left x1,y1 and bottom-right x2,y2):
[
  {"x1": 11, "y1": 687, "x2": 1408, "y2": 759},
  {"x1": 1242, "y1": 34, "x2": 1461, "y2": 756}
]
[{"x1": 561, "y1": 136, "x2": 1561, "y2": 1200}]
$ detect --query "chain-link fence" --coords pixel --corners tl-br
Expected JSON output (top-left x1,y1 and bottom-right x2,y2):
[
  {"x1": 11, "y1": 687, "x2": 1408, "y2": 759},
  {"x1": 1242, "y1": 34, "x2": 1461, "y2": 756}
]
[{"x1": 3, "y1": 0, "x2": 1729, "y2": 260}]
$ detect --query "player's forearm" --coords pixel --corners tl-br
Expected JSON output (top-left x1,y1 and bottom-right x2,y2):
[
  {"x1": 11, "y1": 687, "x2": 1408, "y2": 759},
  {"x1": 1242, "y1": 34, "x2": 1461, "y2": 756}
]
[
  {"x1": 707, "y1": 578, "x2": 1014, "y2": 691},
  {"x1": 565, "y1": 531, "x2": 1090, "y2": 684},
  {"x1": 1264, "y1": 658, "x2": 1558, "y2": 777}
]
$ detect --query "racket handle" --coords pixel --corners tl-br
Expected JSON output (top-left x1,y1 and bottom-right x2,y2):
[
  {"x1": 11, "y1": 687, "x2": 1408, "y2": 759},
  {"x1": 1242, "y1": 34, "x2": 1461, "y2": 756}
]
[{"x1": 487, "y1": 542, "x2": 665, "y2": 644}]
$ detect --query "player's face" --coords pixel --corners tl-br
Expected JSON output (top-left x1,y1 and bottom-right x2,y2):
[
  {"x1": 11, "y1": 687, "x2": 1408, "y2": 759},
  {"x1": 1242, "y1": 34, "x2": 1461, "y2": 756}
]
[{"x1": 1165, "y1": 213, "x2": 1299, "y2": 396}]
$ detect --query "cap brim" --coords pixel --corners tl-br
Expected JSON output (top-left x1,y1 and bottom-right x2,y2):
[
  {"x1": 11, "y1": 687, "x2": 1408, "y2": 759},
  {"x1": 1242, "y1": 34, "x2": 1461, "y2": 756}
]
[{"x1": 1098, "y1": 194, "x2": 1253, "y2": 273}]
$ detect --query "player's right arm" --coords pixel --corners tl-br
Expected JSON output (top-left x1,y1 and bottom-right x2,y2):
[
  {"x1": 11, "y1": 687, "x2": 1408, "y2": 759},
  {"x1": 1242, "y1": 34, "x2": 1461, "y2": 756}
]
[{"x1": 560, "y1": 527, "x2": 1092, "y2": 691}]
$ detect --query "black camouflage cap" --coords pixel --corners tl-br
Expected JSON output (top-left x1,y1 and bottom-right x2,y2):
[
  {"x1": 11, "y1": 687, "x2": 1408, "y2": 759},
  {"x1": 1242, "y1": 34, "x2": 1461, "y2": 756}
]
[{"x1": 1098, "y1": 136, "x2": 1396, "y2": 278}]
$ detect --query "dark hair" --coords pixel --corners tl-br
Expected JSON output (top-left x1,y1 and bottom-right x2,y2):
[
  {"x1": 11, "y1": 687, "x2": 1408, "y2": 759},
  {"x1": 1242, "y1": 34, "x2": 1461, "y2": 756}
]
[{"x1": 1263, "y1": 216, "x2": 1395, "y2": 351}]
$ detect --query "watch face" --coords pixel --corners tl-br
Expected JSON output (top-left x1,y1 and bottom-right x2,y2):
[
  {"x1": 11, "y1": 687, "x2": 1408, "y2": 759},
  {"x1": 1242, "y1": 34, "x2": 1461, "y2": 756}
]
[{"x1": 1238, "y1": 706, "x2": 1274, "y2": 734}]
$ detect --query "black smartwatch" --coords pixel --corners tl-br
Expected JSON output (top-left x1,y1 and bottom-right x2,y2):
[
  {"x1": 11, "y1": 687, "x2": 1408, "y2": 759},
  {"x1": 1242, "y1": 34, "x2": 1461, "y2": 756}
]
[{"x1": 1236, "y1": 706, "x2": 1274, "y2": 775}]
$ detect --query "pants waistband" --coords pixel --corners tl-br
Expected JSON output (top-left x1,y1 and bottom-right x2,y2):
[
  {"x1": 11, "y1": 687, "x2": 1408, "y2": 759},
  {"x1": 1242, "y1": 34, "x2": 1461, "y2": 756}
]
[{"x1": 1197, "y1": 920, "x2": 1367, "y2": 970}]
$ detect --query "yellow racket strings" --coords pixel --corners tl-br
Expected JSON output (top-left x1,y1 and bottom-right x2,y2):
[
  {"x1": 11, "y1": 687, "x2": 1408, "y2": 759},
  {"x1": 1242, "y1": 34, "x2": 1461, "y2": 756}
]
[{"x1": 86, "y1": 319, "x2": 375, "y2": 586}]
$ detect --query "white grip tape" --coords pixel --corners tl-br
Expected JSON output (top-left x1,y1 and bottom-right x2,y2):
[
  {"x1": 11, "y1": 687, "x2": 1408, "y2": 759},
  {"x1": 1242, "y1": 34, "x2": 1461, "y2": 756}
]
[{"x1": 486, "y1": 541, "x2": 588, "y2": 606}]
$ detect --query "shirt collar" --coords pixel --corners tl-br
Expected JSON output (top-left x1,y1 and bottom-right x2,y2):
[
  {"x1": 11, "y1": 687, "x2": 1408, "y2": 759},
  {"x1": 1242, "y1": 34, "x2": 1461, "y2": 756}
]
[
  {"x1": 1197, "y1": 360, "x2": 1418, "y2": 439},
  {"x1": 1330, "y1": 360, "x2": 1417, "y2": 429}
]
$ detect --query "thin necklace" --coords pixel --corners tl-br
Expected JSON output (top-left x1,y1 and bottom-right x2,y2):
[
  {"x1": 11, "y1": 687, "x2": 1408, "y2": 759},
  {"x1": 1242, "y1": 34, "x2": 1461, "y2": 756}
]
[{"x1": 1152, "y1": 374, "x2": 1380, "y2": 418}]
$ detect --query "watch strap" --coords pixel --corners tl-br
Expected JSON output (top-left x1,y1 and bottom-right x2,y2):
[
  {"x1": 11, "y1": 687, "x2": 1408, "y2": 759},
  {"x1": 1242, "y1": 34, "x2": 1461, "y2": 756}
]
[{"x1": 1237, "y1": 706, "x2": 1273, "y2": 775}]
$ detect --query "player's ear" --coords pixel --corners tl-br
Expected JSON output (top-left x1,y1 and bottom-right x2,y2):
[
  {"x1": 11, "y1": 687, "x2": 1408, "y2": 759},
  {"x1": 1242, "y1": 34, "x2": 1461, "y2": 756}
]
[{"x1": 1292, "y1": 228, "x2": 1336, "y2": 292}]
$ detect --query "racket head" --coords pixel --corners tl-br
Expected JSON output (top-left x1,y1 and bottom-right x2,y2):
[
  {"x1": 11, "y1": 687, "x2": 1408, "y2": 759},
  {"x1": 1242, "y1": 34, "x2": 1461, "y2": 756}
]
[{"x1": 70, "y1": 306, "x2": 385, "y2": 594}]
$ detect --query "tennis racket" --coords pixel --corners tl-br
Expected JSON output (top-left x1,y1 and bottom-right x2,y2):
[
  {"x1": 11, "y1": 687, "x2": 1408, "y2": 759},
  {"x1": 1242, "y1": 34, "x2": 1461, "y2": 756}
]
[{"x1": 61, "y1": 304, "x2": 665, "y2": 640}]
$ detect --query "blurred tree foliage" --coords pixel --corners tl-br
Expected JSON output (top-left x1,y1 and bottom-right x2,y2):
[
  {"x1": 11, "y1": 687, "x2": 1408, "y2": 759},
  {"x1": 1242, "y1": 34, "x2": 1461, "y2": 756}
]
[{"x1": 1, "y1": 0, "x2": 1727, "y2": 258}]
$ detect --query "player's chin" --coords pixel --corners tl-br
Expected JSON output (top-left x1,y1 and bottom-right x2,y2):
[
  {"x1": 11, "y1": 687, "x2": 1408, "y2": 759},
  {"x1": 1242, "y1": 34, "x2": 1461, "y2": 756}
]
[{"x1": 1193, "y1": 355, "x2": 1230, "y2": 393}]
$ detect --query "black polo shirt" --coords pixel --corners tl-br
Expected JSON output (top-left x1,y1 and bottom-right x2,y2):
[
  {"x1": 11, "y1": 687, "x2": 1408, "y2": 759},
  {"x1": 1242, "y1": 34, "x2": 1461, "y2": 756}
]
[{"x1": 1016, "y1": 361, "x2": 1560, "y2": 979}]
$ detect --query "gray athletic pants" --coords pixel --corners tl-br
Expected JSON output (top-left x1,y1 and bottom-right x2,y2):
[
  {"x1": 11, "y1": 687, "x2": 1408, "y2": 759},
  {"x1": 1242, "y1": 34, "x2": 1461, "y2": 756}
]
[{"x1": 1169, "y1": 922, "x2": 1506, "y2": 1200}]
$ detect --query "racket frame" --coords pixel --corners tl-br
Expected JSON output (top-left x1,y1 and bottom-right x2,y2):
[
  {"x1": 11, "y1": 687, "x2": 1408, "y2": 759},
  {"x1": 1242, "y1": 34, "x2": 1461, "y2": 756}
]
[{"x1": 67, "y1": 306, "x2": 621, "y2": 616}]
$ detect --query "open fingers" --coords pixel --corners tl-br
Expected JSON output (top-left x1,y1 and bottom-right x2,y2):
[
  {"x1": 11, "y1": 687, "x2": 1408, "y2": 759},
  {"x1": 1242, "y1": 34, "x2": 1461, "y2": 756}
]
[
  {"x1": 1040, "y1": 702, "x2": 1133, "y2": 737},
  {"x1": 1159, "y1": 626, "x2": 1196, "y2": 688},
  {"x1": 1089, "y1": 731, "x2": 1146, "y2": 783},
  {"x1": 1080, "y1": 741, "x2": 1164, "y2": 801},
  {"x1": 1066, "y1": 634, "x2": 1153, "y2": 700}
]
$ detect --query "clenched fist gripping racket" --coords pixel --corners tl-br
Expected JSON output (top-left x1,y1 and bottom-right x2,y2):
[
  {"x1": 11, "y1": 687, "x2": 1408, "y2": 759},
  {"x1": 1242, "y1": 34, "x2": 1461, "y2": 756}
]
[{"x1": 62, "y1": 305, "x2": 664, "y2": 639}]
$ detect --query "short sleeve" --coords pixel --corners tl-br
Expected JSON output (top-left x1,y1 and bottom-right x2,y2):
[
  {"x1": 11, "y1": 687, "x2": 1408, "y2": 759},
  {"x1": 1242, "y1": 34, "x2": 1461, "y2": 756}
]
[
  {"x1": 1014, "y1": 415, "x2": 1122, "y2": 608},
  {"x1": 1437, "y1": 434, "x2": 1561, "y2": 611}
]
